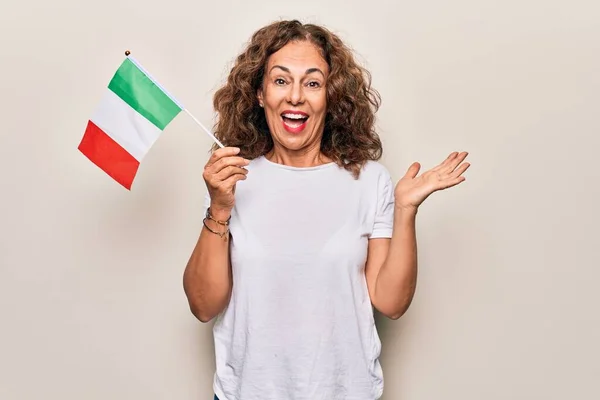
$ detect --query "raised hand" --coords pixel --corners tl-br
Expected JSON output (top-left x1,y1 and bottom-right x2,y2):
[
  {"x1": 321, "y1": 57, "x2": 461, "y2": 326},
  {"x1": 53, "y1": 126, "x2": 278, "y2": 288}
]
[
  {"x1": 394, "y1": 151, "x2": 470, "y2": 211},
  {"x1": 202, "y1": 147, "x2": 249, "y2": 215}
]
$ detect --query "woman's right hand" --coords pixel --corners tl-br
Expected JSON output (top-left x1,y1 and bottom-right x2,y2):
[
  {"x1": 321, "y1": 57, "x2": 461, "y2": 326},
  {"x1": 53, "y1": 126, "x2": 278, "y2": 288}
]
[{"x1": 202, "y1": 147, "x2": 249, "y2": 215}]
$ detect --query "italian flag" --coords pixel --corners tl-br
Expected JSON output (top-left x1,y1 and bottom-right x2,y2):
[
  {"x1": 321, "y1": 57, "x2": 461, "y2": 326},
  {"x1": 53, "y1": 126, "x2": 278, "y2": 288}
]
[{"x1": 78, "y1": 56, "x2": 183, "y2": 190}]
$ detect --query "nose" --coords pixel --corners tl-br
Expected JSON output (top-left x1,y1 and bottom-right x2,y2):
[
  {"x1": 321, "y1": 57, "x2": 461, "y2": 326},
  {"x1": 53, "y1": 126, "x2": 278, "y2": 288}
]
[{"x1": 286, "y1": 82, "x2": 304, "y2": 105}]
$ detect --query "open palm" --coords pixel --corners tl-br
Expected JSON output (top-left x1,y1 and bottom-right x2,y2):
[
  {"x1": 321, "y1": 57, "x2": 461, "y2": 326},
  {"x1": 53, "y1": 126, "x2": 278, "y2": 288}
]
[{"x1": 394, "y1": 151, "x2": 470, "y2": 210}]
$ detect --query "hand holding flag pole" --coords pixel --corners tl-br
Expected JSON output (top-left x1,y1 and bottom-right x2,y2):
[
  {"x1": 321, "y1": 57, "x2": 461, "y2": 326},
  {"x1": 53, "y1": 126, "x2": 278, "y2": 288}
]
[{"x1": 78, "y1": 50, "x2": 225, "y2": 190}]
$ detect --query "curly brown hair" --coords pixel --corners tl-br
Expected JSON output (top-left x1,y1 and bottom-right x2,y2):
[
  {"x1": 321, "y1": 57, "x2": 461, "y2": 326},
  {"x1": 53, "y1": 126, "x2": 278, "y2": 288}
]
[{"x1": 212, "y1": 19, "x2": 383, "y2": 178}]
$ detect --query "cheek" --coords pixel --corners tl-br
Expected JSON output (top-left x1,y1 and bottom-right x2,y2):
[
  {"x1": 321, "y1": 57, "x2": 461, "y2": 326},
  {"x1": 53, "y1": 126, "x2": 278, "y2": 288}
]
[
  {"x1": 313, "y1": 103, "x2": 327, "y2": 120},
  {"x1": 265, "y1": 110, "x2": 283, "y2": 130},
  {"x1": 314, "y1": 94, "x2": 327, "y2": 115},
  {"x1": 264, "y1": 86, "x2": 286, "y2": 106}
]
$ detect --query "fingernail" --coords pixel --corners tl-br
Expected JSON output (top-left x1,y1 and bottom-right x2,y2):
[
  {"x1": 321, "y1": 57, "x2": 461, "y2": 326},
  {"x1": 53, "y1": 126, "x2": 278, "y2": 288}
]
[{"x1": 233, "y1": 147, "x2": 240, "y2": 154}]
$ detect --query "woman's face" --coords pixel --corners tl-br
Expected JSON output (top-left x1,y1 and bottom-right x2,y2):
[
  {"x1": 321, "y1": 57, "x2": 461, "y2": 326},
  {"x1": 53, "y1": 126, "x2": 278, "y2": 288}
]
[{"x1": 257, "y1": 40, "x2": 329, "y2": 154}]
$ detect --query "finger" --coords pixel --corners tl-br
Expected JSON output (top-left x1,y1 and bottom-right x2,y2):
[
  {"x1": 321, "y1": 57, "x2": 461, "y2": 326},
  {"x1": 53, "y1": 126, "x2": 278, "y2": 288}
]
[
  {"x1": 215, "y1": 165, "x2": 249, "y2": 182},
  {"x1": 219, "y1": 171, "x2": 248, "y2": 189},
  {"x1": 432, "y1": 152, "x2": 458, "y2": 171},
  {"x1": 445, "y1": 151, "x2": 469, "y2": 173},
  {"x1": 404, "y1": 162, "x2": 421, "y2": 179},
  {"x1": 439, "y1": 176, "x2": 466, "y2": 190},
  {"x1": 203, "y1": 163, "x2": 248, "y2": 186},
  {"x1": 450, "y1": 161, "x2": 471, "y2": 177},
  {"x1": 206, "y1": 147, "x2": 241, "y2": 167},
  {"x1": 211, "y1": 156, "x2": 250, "y2": 174}
]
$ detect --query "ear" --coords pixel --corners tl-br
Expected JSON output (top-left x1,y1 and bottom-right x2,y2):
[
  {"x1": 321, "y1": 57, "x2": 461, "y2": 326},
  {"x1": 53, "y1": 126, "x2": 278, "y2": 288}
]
[{"x1": 257, "y1": 88, "x2": 264, "y2": 108}]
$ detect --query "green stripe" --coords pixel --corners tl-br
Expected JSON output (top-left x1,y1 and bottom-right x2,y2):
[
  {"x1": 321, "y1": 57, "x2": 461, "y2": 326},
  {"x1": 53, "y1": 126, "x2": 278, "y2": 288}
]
[{"x1": 108, "y1": 59, "x2": 181, "y2": 130}]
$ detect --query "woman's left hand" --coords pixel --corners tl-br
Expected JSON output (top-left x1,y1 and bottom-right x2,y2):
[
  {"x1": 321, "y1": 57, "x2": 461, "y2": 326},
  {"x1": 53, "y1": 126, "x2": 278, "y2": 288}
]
[{"x1": 394, "y1": 151, "x2": 470, "y2": 211}]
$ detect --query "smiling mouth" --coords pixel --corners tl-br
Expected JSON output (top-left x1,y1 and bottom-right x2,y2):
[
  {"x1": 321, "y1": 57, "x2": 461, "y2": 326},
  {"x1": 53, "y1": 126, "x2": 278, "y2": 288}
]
[{"x1": 281, "y1": 111, "x2": 309, "y2": 133}]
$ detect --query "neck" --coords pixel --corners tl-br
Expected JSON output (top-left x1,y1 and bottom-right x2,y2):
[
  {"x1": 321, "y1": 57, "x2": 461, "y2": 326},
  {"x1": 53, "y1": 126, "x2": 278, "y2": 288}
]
[{"x1": 266, "y1": 143, "x2": 331, "y2": 168}]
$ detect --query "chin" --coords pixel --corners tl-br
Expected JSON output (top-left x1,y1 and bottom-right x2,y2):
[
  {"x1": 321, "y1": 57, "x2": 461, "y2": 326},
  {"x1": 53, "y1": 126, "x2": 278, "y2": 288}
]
[{"x1": 277, "y1": 132, "x2": 312, "y2": 149}]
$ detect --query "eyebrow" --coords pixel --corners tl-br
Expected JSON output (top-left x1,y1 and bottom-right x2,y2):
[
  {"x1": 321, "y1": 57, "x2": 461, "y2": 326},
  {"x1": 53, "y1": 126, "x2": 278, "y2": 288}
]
[{"x1": 269, "y1": 65, "x2": 325, "y2": 78}]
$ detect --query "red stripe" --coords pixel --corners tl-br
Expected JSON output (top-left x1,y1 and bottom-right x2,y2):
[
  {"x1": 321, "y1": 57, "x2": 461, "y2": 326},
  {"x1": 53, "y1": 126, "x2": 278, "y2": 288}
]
[{"x1": 78, "y1": 120, "x2": 140, "y2": 190}]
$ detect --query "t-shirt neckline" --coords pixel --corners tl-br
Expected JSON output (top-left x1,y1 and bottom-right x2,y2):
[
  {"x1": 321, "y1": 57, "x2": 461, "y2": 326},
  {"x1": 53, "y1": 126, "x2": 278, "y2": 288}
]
[{"x1": 259, "y1": 155, "x2": 337, "y2": 171}]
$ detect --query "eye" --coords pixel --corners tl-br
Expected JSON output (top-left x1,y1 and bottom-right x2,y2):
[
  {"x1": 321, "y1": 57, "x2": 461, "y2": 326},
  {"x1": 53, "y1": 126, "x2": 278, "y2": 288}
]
[
  {"x1": 307, "y1": 81, "x2": 321, "y2": 88},
  {"x1": 275, "y1": 78, "x2": 287, "y2": 85}
]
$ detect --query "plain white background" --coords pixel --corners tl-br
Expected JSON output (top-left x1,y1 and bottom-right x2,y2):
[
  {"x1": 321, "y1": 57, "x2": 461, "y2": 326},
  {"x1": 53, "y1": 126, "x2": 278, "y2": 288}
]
[{"x1": 1, "y1": 0, "x2": 599, "y2": 398}]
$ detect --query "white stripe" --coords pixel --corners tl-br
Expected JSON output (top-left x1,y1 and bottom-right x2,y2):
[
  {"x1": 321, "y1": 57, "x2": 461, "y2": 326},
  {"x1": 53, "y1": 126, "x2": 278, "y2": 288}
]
[{"x1": 90, "y1": 89, "x2": 162, "y2": 162}]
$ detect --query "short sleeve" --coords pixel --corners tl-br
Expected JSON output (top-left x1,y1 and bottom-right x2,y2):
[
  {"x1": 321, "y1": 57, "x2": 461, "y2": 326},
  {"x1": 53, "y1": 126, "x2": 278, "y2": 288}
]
[
  {"x1": 202, "y1": 190, "x2": 211, "y2": 214},
  {"x1": 370, "y1": 167, "x2": 395, "y2": 239}
]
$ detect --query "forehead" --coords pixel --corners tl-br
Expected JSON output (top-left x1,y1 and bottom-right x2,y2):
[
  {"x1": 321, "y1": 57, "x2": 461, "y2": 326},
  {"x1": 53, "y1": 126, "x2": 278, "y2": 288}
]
[{"x1": 267, "y1": 41, "x2": 329, "y2": 74}]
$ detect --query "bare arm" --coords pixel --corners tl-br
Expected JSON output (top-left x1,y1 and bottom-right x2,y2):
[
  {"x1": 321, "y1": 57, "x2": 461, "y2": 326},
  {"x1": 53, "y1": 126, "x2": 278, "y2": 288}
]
[
  {"x1": 183, "y1": 147, "x2": 249, "y2": 323},
  {"x1": 365, "y1": 208, "x2": 418, "y2": 320},
  {"x1": 183, "y1": 206, "x2": 234, "y2": 322},
  {"x1": 365, "y1": 151, "x2": 470, "y2": 320}
]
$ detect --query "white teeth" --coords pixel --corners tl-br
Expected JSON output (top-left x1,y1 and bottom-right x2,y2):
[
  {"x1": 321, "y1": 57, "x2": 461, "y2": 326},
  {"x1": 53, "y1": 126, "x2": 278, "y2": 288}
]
[{"x1": 282, "y1": 113, "x2": 307, "y2": 120}]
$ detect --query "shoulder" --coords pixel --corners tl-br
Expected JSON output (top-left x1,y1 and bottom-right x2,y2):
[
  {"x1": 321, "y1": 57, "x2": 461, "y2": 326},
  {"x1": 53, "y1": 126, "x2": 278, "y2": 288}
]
[
  {"x1": 247, "y1": 155, "x2": 267, "y2": 169},
  {"x1": 240, "y1": 155, "x2": 271, "y2": 175},
  {"x1": 358, "y1": 160, "x2": 392, "y2": 182}
]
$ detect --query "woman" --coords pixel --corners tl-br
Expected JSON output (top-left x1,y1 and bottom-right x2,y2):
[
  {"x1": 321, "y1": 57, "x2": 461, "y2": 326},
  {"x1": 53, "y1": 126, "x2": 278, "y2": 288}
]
[{"x1": 183, "y1": 20, "x2": 470, "y2": 400}]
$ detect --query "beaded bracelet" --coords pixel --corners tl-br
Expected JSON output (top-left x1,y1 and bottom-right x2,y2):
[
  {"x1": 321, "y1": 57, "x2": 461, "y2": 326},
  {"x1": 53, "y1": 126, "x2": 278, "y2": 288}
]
[
  {"x1": 203, "y1": 218, "x2": 229, "y2": 239},
  {"x1": 206, "y1": 207, "x2": 231, "y2": 226},
  {"x1": 202, "y1": 207, "x2": 231, "y2": 240}
]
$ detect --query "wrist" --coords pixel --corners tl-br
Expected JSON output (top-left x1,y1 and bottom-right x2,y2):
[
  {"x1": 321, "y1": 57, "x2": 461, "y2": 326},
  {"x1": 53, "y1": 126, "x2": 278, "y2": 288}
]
[
  {"x1": 394, "y1": 205, "x2": 418, "y2": 220},
  {"x1": 208, "y1": 204, "x2": 232, "y2": 221},
  {"x1": 395, "y1": 204, "x2": 418, "y2": 214}
]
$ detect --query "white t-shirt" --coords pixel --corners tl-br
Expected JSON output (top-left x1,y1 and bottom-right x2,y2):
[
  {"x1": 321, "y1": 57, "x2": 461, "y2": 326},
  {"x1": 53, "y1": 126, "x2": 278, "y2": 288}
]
[{"x1": 203, "y1": 155, "x2": 395, "y2": 400}]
